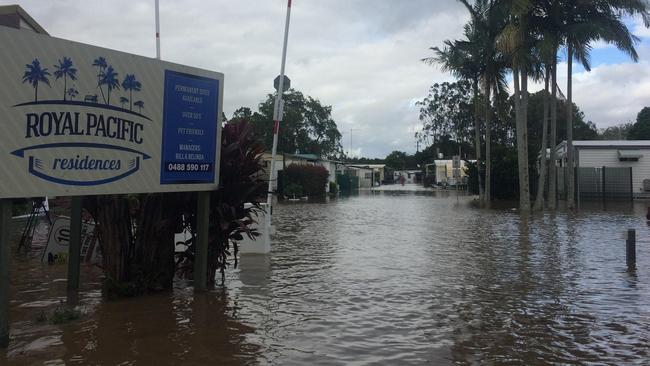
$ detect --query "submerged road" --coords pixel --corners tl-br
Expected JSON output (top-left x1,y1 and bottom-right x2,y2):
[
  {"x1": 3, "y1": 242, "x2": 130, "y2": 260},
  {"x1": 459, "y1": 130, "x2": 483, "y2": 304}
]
[{"x1": 2, "y1": 189, "x2": 650, "y2": 365}]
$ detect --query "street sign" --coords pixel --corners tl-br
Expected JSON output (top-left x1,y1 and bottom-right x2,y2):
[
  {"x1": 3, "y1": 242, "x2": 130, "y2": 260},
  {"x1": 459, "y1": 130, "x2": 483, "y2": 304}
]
[
  {"x1": 42, "y1": 217, "x2": 100, "y2": 264},
  {"x1": 274, "y1": 75, "x2": 290, "y2": 92},
  {"x1": 0, "y1": 26, "x2": 224, "y2": 198}
]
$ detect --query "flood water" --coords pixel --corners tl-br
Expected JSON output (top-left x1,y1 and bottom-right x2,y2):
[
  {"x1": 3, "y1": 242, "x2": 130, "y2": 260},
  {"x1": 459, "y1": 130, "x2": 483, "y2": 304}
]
[{"x1": 2, "y1": 187, "x2": 650, "y2": 365}]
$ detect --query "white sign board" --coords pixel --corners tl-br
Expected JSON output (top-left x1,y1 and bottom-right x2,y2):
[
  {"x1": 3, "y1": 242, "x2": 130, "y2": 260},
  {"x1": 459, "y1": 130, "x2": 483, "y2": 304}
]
[
  {"x1": 0, "y1": 26, "x2": 223, "y2": 198},
  {"x1": 42, "y1": 217, "x2": 100, "y2": 264}
]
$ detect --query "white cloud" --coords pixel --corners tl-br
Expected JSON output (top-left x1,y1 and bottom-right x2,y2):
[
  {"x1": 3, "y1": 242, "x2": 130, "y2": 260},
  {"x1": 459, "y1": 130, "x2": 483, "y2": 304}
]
[
  {"x1": 524, "y1": 43, "x2": 650, "y2": 128},
  {"x1": 5, "y1": 0, "x2": 467, "y2": 158},
  {"x1": 22, "y1": 2, "x2": 650, "y2": 155}
]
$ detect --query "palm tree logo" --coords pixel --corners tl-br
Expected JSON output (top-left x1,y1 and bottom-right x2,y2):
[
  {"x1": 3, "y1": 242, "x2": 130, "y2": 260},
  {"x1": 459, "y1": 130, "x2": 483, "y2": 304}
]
[
  {"x1": 119, "y1": 96, "x2": 129, "y2": 108},
  {"x1": 22, "y1": 59, "x2": 51, "y2": 102},
  {"x1": 121, "y1": 74, "x2": 142, "y2": 111},
  {"x1": 67, "y1": 87, "x2": 79, "y2": 100},
  {"x1": 99, "y1": 65, "x2": 120, "y2": 105},
  {"x1": 134, "y1": 100, "x2": 144, "y2": 113},
  {"x1": 53, "y1": 57, "x2": 77, "y2": 101},
  {"x1": 92, "y1": 56, "x2": 108, "y2": 104}
]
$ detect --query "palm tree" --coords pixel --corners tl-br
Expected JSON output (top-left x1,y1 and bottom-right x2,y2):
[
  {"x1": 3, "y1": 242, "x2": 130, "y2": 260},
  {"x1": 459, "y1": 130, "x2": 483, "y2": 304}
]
[
  {"x1": 121, "y1": 74, "x2": 142, "y2": 111},
  {"x1": 499, "y1": 1, "x2": 545, "y2": 213},
  {"x1": 67, "y1": 87, "x2": 79, "y2": 100},
  {"x1": 459, "y1": 0, "x2": 509, "y2": 208},
  {"x1": 92, "y1": 56, "x2": 108, "y2": 104},
  {"x1": 53, "y1": 57, "x2": 77, "y2": 101},
  {"x1": 424, "y1": 22, "x2": 486, "y2": 202},
  {"x1": 99, "y1": 66, "x2": 120, "y2": 105},
  {"x1": 134, "y1": 100, "x2": 144, "y2": 113},
  {"x1": 562, "y1": 0, "x2": 649, "y2": 209},
  {"x1": 531, "y1": 1, "x2": 562, "y2": 211},
  {"x1": 119, "y1": 96, "x2": 129, "y2": 108},
  {"x1": 22, "y1": 59, "x2": 51, "y2": 102}
]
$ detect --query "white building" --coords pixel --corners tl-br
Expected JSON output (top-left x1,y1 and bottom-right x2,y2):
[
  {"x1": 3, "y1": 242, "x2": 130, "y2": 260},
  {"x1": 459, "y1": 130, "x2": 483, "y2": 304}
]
[
  {"x1": 346, "y1": 166, "x2": 375, "y2": 188},
  {"x1": 425, "y1": 160, "x2": 474, "y2": 186},
  {"x1": 393, "y1": 170, "x2": 420, "y2": 184},
  {"x1": 553, "y1": 140, "x2": 650, "y2": 198}
]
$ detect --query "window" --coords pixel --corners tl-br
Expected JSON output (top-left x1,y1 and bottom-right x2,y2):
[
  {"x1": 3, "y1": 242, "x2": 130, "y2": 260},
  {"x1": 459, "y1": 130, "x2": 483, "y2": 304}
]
[{"x1": 364, "y1": 173, "x2": 372, "y2": 179}]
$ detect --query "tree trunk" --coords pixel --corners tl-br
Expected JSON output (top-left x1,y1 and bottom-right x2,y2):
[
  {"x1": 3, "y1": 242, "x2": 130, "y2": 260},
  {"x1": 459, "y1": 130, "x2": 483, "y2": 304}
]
[
  {"x1": 548, "y1": 57, "x2": 558, "y2": 210},
  {"x1": 514, "y1": 68, "x2": 531, "y2": 212},
  {"x1": 133, "y1": 194, "x2": 176, "y2": 292},
  {"x1": 63, "y1": 75, "x2": 67, "y2": 101},
  {"x1": 35, "y1": 83, "x2": 38, "y2": 102},
  {"x1": 533, "y1": 69, "x2": 550, "y2": 211},
  {"x1": 92, "y1": 195, "x2": 133, "y2": 295},
  {"x1": 86, "y1": 194, "x2": 178, "y2": 298},
  {"x1": 484, "y1": 81, "x2": 492, "y2": 207},
  {"x1": 566, "y1": 44, "x2": 575, "y2": 209},
  {"x1": 473, "y1": 79, "x2": 484, "y2": 203}
]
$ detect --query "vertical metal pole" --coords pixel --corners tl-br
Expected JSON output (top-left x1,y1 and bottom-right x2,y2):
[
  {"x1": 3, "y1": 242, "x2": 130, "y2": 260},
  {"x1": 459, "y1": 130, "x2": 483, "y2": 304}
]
[
  {"x1": 266, "y1": 0, "x2": 293, "y2": 227},
  {"x1": 194, "y1": 191, "x2": 210, "y2": 292},
  {"x1": 630, "y1": 167, "x2": 633, "y2": 201},
  {"x1": 626, "y1": 228, "x2": 636, "y2": 268},
  {"x1": 0, "y1": 199, "x2": 11, "y2": 347},
  {"x1": 603, "y1": 167, "x2": 607, "y2": 201},
  {"x1": 67, "y1": 196, "x2": 82, "y2": 291},
  {"x1": 155, "y1": 0, "x2": 161, "y2": 59}
]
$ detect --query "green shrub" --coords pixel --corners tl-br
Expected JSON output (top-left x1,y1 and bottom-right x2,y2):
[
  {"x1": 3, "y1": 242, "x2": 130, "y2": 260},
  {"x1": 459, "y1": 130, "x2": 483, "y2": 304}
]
[
  {"x1": 466, "y1": 145, "x2": 519, "y2": 200},
  {"x1": 285, "y1": 183, "x2": 303, "y2": 197},
  {"x1": 283, "y1": 164, "x2": 329, "y2": 197}
]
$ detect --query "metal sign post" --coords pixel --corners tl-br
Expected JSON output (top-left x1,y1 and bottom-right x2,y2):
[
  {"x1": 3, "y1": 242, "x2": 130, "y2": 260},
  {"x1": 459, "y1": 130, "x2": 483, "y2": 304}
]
[
  {"x1": 0, "y1": 23, "x2": 224, "y2": 338},
  {"x1": 265, "y1": 0, "x2": 293, "y2": 246}
]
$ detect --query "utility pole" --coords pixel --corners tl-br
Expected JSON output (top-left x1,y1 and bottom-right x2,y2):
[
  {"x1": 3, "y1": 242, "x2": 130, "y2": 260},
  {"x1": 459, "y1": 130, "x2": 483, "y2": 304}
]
[
  {"x1": 266, "y1": 0, "x2": 293, "y2": 232},
  {"x1": 349, "y1": 128, "x2": 358, "y2": 159},
  {"x1": 155, "y1": 0, "x2": 161, "y2": 59}
]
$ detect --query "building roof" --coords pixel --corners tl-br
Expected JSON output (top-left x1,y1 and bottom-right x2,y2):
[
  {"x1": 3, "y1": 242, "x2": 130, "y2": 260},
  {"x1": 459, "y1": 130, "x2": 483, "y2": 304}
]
[
  {"x1": 558, "y1": 140, "x2": 650, "y2": 149},
  {"x1": 363, "y1": 164, "x2": 387, "y2": 169},
  {"x1": 0, "y1": 5, "x2": 49, "y2": 35},
  {"x1": 347, "y1": 165, "x2": 374, "y2": 171},
  {"x1": 284, "y1": 153, "x2": 320, "y2": 161}
]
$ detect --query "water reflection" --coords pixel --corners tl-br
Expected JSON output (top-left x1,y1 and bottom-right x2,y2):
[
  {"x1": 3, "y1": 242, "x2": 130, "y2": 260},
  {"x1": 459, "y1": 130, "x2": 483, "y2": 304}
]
[{"x1": 3, "y1": 190, "x2": 650, "y2": 365}]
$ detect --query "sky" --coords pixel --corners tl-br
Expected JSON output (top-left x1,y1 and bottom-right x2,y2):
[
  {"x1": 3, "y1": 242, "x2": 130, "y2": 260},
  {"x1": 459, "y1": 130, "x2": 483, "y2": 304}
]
[{"x1": 6, "y1": 0, "x2": 650, "y2": 158}]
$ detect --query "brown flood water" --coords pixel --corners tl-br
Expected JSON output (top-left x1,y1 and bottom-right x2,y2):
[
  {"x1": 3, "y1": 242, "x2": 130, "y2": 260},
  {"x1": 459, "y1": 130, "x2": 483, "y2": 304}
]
[{"x1": 2, "y1": 188, "x2": 650, "y2": 365}]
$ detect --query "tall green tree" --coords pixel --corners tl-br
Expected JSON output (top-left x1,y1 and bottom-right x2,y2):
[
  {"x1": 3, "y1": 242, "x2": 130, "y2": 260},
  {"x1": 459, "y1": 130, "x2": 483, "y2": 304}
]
[
  {"x1": 53, "y1": 57, "x2": 77, "y2": 101},
  {"x1": 599, "y1": 122, "x2": 633, "y2": 140},
  {"x1": 245, "y1": 89, "x2": 343, "y2": 159},
  {"x1": 22, "y1": 59, "x2": 50, "y2": 102},
  {"x1": 562, "y1": 0, "x2": 649, "y2": 209},
  {"x1": 462, "y1": 0, "x2": 509, "y2": 207},
  {"x1": 424, "y1": 19, "x2": 486, "y2": 202},
  {"x1": 499, "y1": 0, "x2": 539, "y2": 212},
  {"x1": 627, "y1": 107, "x2": 650, "y2": 140},
  {"x1": 416, "y1": 81, "x2": 475, "y2": 146}
]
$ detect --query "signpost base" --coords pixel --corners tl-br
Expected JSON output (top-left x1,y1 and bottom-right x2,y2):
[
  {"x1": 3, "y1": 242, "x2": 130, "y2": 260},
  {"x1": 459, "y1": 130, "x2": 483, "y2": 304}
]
[
  {"x1": 194, "y1": 191, "x2": 210, "y2": 292},
  {"x1": 0, "y1": 199, "x2": 11, "y2": 347},
  {"x1": 67, "y1": 196, "x2": 82, "y2": 292},
  {"x1": 239, "y1": 203, "x2": 271, "y2": 254}
]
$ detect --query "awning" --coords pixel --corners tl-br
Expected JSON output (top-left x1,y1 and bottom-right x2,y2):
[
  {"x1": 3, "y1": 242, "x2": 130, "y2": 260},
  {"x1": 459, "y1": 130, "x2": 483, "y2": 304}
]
[{"x1": 618, "y1": 150, "x2": 644, "y2": 159}]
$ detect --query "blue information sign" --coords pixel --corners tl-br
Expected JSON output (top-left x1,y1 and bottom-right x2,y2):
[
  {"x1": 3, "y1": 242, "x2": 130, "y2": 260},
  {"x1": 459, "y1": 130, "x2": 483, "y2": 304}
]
[{"x1": 161, "y1": 70, "x2": 219, "y2": 184}]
